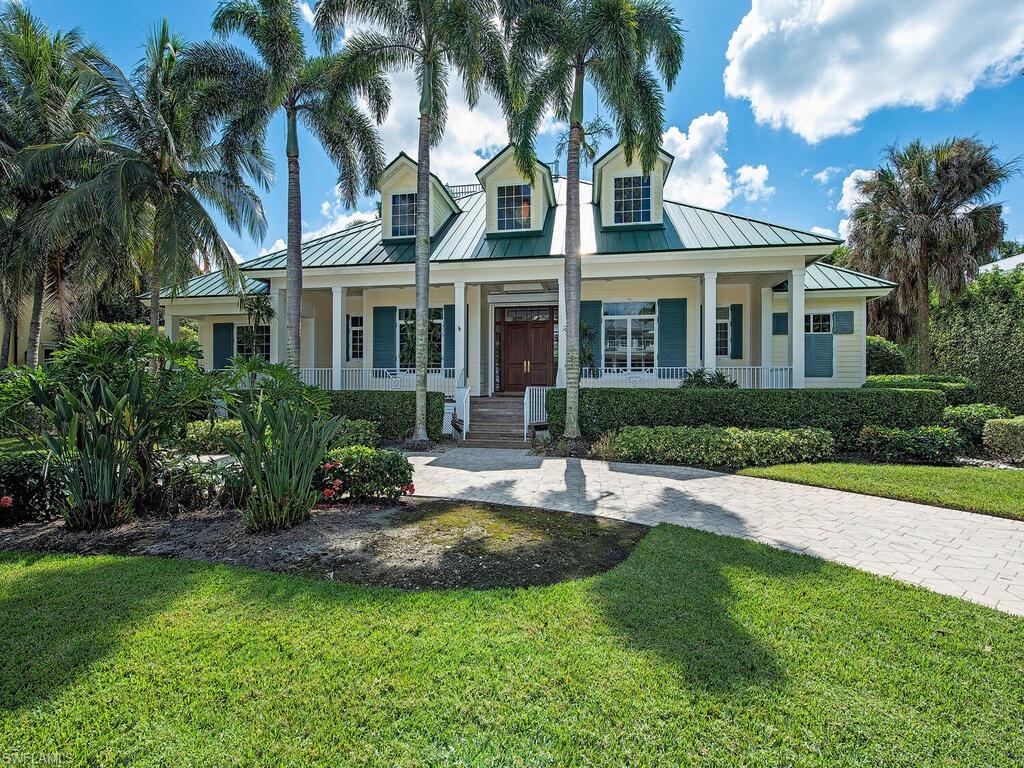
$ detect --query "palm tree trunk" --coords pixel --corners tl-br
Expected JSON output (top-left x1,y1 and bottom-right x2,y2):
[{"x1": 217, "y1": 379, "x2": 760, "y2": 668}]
[
  {"x1": 150, "y1": 243, "x2": 161, "y2": 373},
  {"x1": 0, "y1": 314, "x2": 11, "y2": 369},
  {"x1": 916, "y1": 250, "x2": 931, "y2": 373},
  {"x1": 286, "y1": 108, "x2": 302, "y2": 370},
  {"x1": 26, "y1": 269, "x2": 45, "y2": 369},
  {"x1": 412, "y1": 104, "x2": 432, "y2": 443},
  {"x1": 562, "y1": 66, "x2": 585, "y2": 442}
]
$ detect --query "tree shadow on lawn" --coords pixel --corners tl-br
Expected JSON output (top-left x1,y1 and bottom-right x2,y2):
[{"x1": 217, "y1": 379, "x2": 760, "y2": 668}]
[{"x1": 0, "y1": 553, "x2": 198, "y2": 712}]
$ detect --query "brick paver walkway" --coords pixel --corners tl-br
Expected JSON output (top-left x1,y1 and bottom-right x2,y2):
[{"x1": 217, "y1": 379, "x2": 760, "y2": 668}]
[{"x1": 408, "y1": 448, "x2": 1024, "y2": 616}]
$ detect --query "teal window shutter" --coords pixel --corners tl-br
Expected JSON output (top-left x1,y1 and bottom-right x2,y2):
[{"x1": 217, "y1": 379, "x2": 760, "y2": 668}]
[
  {"x1": 772, "y1": 312, "x2": 788, "y2": 335},
  {"x1": 580, "y1": 300, "x2": 602, "y2": 372},
  {"x1": 657, "y1": 299, "x2": 686, "y2": 373},
  {"x1": 730, "y1": 303, "x2": 743, "y2": 359},
  {"x1": 443, "y1": 304, "x2": 455, "y2": 369},
  {"x1": 832, "y1": 310, "x2": 854, "y2": 334},
  {"x1": 372, "y1": 306, "x2": 397, "y2": 370},
  {"x1": 212, "y1": 323, "x2": 234, "y2": 370},
  {"x1": 805, "y1": 334, "x2": 834, "y2": 377}
]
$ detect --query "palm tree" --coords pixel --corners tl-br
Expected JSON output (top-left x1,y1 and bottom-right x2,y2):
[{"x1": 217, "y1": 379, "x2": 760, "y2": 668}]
[
  {"x1": 848, "y1": 138, "x2": 1017, "y2": 372},
  {"x1": 314, "y1": 0, "x2": 509, "y2": 443},
  {"x1": 185, "y1": 0, "x2": 388, "y2": 369},
  {"x1": 507, "y1": 0, "x2": 682, "y2": 442}
]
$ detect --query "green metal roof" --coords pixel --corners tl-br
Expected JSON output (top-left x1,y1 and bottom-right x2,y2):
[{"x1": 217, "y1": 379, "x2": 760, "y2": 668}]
[
  {"x1": 774, "y1": 263, "x2": 897, "y2": 292},
  {"x1": 149, "y1": 273, "x2": 268, "y2": 300}
]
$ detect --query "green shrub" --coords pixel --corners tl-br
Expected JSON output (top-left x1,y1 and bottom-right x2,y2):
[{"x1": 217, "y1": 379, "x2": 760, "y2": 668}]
[
  {"x1": 324, "y1": 391, "x2": 444, "y2": 441},
  {"x1": 858, "y1": 426, "x2": 964, "y2": 465},
  {"x1": 866, "y1": 336, "x2": 907, "y2": 375},
  {"x1": 0, "y1": 452, "x2": 64, "y2": 526},
  {"x1": 141, "y1": 455, "x2": 229, "y2": 516},
  {"x1": 0, "y1": 367, "x2": 47, "y2": 437},
  {"x1": 941, "y1": 404, "x2": 1014, "y2": 447},
  {"x1": 180, "y1": 419, "x2": 245, "y2": 454},
  {"x1": 545, "y1": 387, "x2": 945, "y2": 450},
  {"x1": 592, "y1": 426, "x2": 834, "y2": 471},
  {"x1": 679, "y1": 369, "x2": 738, "y2": 389},
  {"x1": 319, "y1": 445, "x2": 413, "y2": 502},
  {"x1": 863, "y1": 374, "x2": 979, "y2": 405},
  {"x1": 331, "y1": 418, "x2": 380, "y2": 449},
  {"x1": 982, "y1": 417, "x2": 1024, "y2": 464}
]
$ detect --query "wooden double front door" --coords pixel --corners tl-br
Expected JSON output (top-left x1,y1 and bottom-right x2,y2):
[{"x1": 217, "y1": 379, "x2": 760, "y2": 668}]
[{"x1": 498, "y1": 306, "x2": 556, "y2": 392}]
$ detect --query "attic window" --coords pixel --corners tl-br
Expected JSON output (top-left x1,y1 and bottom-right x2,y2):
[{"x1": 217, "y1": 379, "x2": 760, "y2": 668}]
[
  {"x1": 613, "y1": 175, "x2": 651, "y2": 224},
  {"x1": 497, "y1": 184, "x2": 531, "y2": 231},
  {"x1": 391, "y1": 193, "x2": 416, "y2": 237}
]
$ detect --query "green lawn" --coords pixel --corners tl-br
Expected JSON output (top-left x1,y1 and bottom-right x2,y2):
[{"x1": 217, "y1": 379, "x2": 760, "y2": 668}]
[
  {"x1": 2, "y1": 527, "x2": 1022, "y2": 766},
  {"x1": 740, "y1": 462, "x2": 1024, "y2": 521}
]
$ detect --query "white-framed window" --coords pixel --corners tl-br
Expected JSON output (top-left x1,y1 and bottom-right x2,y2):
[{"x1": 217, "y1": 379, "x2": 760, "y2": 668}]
[
  {"x1": 236, "y1": 324, "x2": 270, "y2": 360},
  {"x1": 391, "y1": 193, "x2": 416, "y2": 237},
  {"x1": 715, "y1": 307, "x2": 730, "y2": 358},
  {"x1": 349, "y1": 315, "x2": 363, "y2": 360},
  {"x1": 613, "y1": 175, "x2": 652, "y2": 224},
  {"x1": 804, "y1": 313, "x2": 832, "y2": 334},
  {"x1": 496, "y1": 183, "x2": 531, "y2": 230},
  {"x1": 603, "y1": 301, "x2": 656, "y2": 370},
  {"x1": 398, "y1": 307, "x2": 443, "y2": 369}
]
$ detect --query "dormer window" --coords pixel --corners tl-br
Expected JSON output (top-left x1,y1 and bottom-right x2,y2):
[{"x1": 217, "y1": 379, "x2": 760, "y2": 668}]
[
  {"x1": 391, "y1": 193, "x2": 416, "y2": 237},
  {"x1": 613, "y1": 175, "x2": 651, "y2": 224},
  {"x1": 497, "y1": 184, "x2": 532, "y2": 231}
]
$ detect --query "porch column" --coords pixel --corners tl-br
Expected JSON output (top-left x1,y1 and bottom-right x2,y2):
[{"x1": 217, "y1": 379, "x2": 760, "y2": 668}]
[
  {"x1": 702, "y1": 271, "x2": 718, "y2": 372},
  {"x1": 269, "y1": 287, "x2": 285, "y2": 364},
  {"x1": 164, "y1": 312, "x2": 179, "y2": 342},
  {"x1": 789, "y1": 268, "x2": 806, "y2": 388},
  {"x1": 454, "y1": 281, "x2": 466, "y2": 384},
  {"x1": 557, "y1": 276, "x2": 566, "y2": 386},
  {"x1": 332, "y1": 286, "x2": 345, "y2": 390},
  {"x1": 760, "y1": 285, "x2": 773, "y2": 370}
]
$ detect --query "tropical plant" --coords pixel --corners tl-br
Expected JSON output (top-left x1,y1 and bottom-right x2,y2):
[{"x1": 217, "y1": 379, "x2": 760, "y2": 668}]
[
  {"x1": 506, "y1": 0, "x2": 683, "y2": 442},
  {"x1": 314, "y1": 0, "x2": 509, "y2": 442},
  {"x1": 318, "y1": 445, "x2": 413, "y2": 502},
  {"x1": 223, "y1": 397, "x2": 340, "y2": 531},
  {"x1": 186, "y1": 0, "x2": 389, "y2": 369},
  {"x1": 679, "y1": 368, "x2": 739, "y2": 389},
  {"x1": 847, "y1": 138, "x2": 1018, "y2": 371}
]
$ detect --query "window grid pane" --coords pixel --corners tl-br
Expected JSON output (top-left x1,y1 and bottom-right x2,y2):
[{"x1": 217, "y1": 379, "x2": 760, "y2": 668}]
[
  {"x1": 805, "y1": 313, "x2": 831, "y2": 333},
  {"x1": 350, "y1": 315, "x2": 363, "y2": 360},
  {"x1": 715, "y1": 321, "x2": 729, "y2": 357},
  {"x1": 613, "y1": 175, "x2": 652, "y2": 224},
  {"x1": 391, "y1": 193, "x2": 416, "y2": 237},
  {"x1": 236, "y1": 325, "x2": 270, "y2": 360},
  {"x1": 398, "y1": 308, "x2": 443, "y2": 368},
  {"x1": 603, "y1": 309, "x2": 658, "y2": 370},
  {"x1": 497, "y1": 184, "x2": 531, "y2": 231}
]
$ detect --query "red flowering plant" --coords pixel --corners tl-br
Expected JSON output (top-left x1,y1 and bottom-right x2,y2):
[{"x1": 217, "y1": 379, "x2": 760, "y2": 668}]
[{"x1": 316, "y1": 446, "x2": 414, "y2": 503}]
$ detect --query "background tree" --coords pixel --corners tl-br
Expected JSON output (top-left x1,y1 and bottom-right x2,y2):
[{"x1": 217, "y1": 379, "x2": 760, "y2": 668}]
[
  {"x1": 848, "y1": 138, "x2": 1018, "y2": 372},
  {"x1": 314, "y1": 0, "x2": 509, "y2": 443},
  {"x1": 507, "y1": 0, "x2": 683, "y2": 443},
  {"x1": 188, "y1": 0, "x2": 388, "y2": 368}
]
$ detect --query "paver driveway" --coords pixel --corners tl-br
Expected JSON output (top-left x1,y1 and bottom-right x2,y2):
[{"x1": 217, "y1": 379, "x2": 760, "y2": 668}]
[{"x1": 408, "y1": 448, "x2": 1024, "y2": 616}]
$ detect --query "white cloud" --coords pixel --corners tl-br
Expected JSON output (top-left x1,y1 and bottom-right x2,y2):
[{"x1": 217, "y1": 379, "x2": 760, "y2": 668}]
[
  {"x1": 259, "y1": 238, "x2": 286, "y2": 257},
  {"x1": 812, "y1": 166, "x2": 842, "y2": 185},
  {"x1": 724, "y1": 0, "x2": 1024, "y2": 143},
  {"x1": 298, "y1": 2, "x2": 315, "y2": 26},
  {"x1": 811, "y1": 226, "x2": 838, "y2": 238},
  {"x1": 305, "y1": 185, "x2": 379, "y2": 240},
  {"x1": 832, "y1": 169, "x2": 873, "y2": 240},
  {"x1": 735, "y1": 164, "x2": 775, "y2": 202}
]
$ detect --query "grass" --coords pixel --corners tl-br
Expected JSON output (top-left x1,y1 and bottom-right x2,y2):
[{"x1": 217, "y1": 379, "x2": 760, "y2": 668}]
[
  {"x1": 740, "y1": 462, "x2": 1024, "y2": 521},
  {"x1": 2, "y1": 526, "x2": 1022, "y2": 766}
]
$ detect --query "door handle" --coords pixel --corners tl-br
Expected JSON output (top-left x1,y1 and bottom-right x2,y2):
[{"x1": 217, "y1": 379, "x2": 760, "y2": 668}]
[
  {"x1": 522, "y1": 360, "x2": 527, "y2": 374},
  {"x1": 527, "y1": 360, "x2": 531, "y2": 373}
]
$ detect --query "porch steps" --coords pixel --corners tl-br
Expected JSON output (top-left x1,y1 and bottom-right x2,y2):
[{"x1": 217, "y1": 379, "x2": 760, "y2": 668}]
[{"x1": 461, "y1": 396, "x2": 527, "y2": 448}]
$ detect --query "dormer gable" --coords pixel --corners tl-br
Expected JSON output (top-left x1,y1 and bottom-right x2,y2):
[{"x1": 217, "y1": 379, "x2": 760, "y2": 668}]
[
  {"x1": 475, "y1": 145, "x2": 556, "y2": 238},
  {"x1": 377, "y1": 153, "x2": 460, "y2": 243},
  {"x1": 592, "y1": 143, "x2": 674, "y2": 230}
]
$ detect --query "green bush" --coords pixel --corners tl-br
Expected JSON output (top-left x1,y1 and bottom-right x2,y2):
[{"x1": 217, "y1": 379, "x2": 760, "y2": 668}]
[
  {"x1": 0, "y1": 367, "x2": 47, "y2": 437},
  {"x1": 331, "y1": 418, "x2": 380, "y2": 449},
  {"x1": 866, "y1": 336, "x2": 907, "y2": 375},
  {"x1": 319, "y1": 445, "x2": 413, "y2": 502},
  {"x1": 863, "y1": 374, "x2": 979, "y2": 405},
  {"x1": 941, "y1": 404, "x2": 1014, "y2": 447},
  {"x1": 0, "y1": 452, "x2": 64, "y2": 525},
  {"x1": 141, "y1": 455, "x2": 229, "y2": 516},
  {"x1": 180, "y1": 419, "x2": 245, "y2": 454},
  {"x1": 592, "y1": 426, "x2": 835, "y2": 471},
  {"x1": 545, "y1": 387, "x2": 945, "y2": 450},
  {"x1": 858, "y1": 426, "x2": 964, "y2": 465},
  {"x1": 324, "y1": 391, "x2": 444, "y2": 441},
  {"x1": 982, "y1": 417, "x2": 1024, "y2": 464},
  {"x1": 678, "y1": 368, "x2": 738, "y2": 389}
]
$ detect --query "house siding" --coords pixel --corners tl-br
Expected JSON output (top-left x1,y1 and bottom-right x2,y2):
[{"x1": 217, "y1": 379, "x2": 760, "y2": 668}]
[{"x1": 770, "y1": 294, "x2": 867, "y2": 388}]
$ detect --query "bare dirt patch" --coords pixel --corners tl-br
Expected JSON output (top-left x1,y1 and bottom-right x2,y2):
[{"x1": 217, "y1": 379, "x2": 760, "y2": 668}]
[{"x1": 0, "y1": 498, "x2": 646, "y2": 590}]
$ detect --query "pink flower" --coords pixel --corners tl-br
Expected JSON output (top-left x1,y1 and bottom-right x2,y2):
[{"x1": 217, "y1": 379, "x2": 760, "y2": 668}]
[
  {"x1": 332, "y1": 479, "x2": 342, "y2": 489},
  {"x1": 403, "y1": 483, "x2": 415, "y2": 496},
  {"x1": 0, "y1": 495, "x2": 11, "y2": 508},
  {"x1": 322, "y1": 462, "x2": 332, "y2": 471},
  {"x1": 322, "y1": 488, "x2": 335, "y2": 499}
]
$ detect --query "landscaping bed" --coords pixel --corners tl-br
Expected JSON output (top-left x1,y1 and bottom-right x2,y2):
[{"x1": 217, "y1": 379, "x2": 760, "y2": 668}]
[{"x1": 0, "y1": 498, "x2": 646, "y2": 590}]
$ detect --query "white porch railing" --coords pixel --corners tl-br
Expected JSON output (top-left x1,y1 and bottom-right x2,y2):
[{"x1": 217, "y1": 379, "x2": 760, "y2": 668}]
[
  {"x1": 299, "y1": 367, "x2": 458, "y2": 396},
  {"x1": 579, "y1": 366, "x2": 791, "y2": 389},
  {"x1": 297, "y1": 368, "x2": 333, "y2": 389},
  {"x1": 524, "y1": 386, "x2": 554, "y2": 441}
]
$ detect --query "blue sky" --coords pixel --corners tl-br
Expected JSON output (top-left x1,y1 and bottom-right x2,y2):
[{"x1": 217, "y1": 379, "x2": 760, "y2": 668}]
[{"x1": 26, "y1": 0, "x2": 1024, "y2": 261}]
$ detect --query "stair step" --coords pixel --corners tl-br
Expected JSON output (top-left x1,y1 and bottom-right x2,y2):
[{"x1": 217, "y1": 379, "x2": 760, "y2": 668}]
[{"x1": 458, "y1": 439, "x2": 528, "y2": 449}]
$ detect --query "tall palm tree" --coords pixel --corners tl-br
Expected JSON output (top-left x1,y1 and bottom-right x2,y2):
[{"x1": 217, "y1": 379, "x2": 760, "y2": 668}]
[
  {"x1": 186, "y1": 0, "x2": 388, "y2": 368},
  {"x1": 507, "y1": 0, "x2": 682, "y2": 442},
  {"x1": 314, "y1": 0, "x2": 509, "y2": 443},
  {"x1": 35, "y1": 20, "x2": 269, "y2": 357},
  {"x1": 848, "y1": 138, "x2": 1017, "y2": 372}
]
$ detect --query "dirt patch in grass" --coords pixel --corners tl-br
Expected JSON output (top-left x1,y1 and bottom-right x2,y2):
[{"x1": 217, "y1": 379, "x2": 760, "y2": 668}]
[{"x1": 0, "y1": 498, "x2": 646, "y2": 590}]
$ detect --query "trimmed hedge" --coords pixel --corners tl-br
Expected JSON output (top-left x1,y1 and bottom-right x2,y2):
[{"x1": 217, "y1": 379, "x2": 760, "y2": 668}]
[
  {"x1": 866, "y1": 336, "x2": 907, "y2": 375},
  {"x1": 319, "y1": 445, "x2": 414, "y2": 501},
  {"x1": 545, "y1": 387, "x2": 946, "y2": 450},
  {"x1": 324, "y1": 391, "x2": 444, "y2": 442},
  {"x1": 863, "y1": 374, "x2": 979, "y2": 405},
  {"x1": 859, "y1": 426, "x2": 964, "y2": 465},
  {"x1": 983, "y1": 417, "x2": 1024, "y2": 464},
  {"x1": 180, "y1": 419, "x2": 245, "y2": 454},
  {"x1": 0, "y1": 452, "x2": 64, "y2": 525},
  {"x1": 592, "y1": 426, "x2": 834, "y2": 471},
  {"x1": 331, "y1": 418, "x2": 380, "y2": 449},
  {"x1": 941, "y1": 404, "x2": 1014, "y2": 448}
]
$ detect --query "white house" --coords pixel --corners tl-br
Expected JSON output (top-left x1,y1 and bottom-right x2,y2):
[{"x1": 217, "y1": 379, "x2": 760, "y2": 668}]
[{"x1": 158, "y1": 143, "x2": 895, "y2": 437}]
